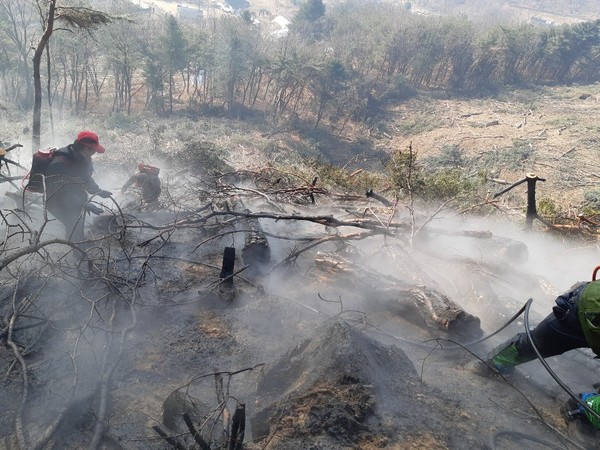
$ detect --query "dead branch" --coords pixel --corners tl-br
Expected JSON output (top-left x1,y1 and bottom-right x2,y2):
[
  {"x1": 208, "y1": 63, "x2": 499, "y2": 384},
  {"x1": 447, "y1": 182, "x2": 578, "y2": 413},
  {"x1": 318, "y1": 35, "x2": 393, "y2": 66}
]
[
  {"x1": 32, "y1": 341, "x2": 79, "y2": 450},
  {"x1": 578, "y1": 214, "x2": 599, "y2": 227},
  {"x1": 182, "y1": 412, "x2": 211, "y2": 450},
  {"x1": 413, "y1": 197, "x2": 456, "y2": 239},
  {"x1": 183, "y1": 365, "x2": 265, "y2": 391},
  {"x1": 89, "y1": 242, "x2": 159, "y2": 449},
  {"x1": 215, "y1": 373, "x2": 229, "y2": 443},
  {"x1": 559, "y1": 147, "x2": 576, "y2": 158},
  {"x1": 271, "y1": 231, "x2": 376, "y2": 271},
  {"x1": 365, "y1": 189, "x2": 393, "y2": 207},
  {"x1": 152, "y1": 425, "x2": 187, "y2": 450},
  {"x1": 0, "y1": 238, "x2": 86, "y2": 271},
  {"x1": 4, "y1": 144, "x2": 24, "y2": 152},
  {"x1": 457, "y1": 194, "x2": 503, "y2": 215}
]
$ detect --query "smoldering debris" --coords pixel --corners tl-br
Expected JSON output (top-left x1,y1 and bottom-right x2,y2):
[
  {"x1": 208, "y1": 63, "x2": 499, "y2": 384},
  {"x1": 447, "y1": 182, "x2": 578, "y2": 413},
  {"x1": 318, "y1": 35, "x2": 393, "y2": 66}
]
[
  {"x1": 252, "y1": 319, "x2": 479, "y2": 449},
  {"x1": 0, "y1": 164, "x2": 598, "y2": 449},
  {"x1": 313, "y1": 250, "x2": 483, "y2": 342}
]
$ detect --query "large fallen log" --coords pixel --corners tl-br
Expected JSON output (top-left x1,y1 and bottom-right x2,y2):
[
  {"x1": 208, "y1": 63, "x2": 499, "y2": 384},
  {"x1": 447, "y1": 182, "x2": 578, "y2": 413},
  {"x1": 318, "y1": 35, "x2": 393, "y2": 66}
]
[{"x1": 314, "y1": 251, "x2": 482, "y2": 341}]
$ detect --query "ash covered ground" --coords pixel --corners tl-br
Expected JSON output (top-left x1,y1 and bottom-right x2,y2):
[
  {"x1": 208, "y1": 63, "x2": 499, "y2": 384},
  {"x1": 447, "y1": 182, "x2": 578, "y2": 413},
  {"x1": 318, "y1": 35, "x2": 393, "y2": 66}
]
[{"x1": 0, "y1": 157, "x2": 599, "y2": 450}]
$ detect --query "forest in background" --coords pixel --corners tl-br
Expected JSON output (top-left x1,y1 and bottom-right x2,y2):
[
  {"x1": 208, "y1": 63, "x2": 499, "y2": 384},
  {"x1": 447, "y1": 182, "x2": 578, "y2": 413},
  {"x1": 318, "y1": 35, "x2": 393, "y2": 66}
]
[
  {"x1": 3, "y1": 0, "x2": 600, "y2": 134},
  {"x1": 418, "y1": 0, "x2": 600, "y2": 17}
]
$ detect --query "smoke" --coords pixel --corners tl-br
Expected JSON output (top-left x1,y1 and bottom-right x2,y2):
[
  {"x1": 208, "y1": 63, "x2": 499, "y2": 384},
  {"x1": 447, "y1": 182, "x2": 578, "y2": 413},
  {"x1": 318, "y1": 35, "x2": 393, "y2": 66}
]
[{"x1": 1, "y1": 126, "x2": 599, "y2": 445}]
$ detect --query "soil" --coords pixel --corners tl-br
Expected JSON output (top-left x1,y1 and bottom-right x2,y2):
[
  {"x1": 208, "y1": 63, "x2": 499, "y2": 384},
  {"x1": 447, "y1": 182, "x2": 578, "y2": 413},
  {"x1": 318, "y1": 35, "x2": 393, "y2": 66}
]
[{"x1": 1, "y1": 182, "x2": 599, "y2": 449}]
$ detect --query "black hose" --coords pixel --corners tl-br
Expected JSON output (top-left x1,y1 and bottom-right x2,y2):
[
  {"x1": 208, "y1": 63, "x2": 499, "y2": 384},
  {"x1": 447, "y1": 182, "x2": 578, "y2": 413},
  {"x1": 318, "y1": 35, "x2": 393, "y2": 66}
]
[
  {"x1": 460, "y1": 301, "x2": 527, "y2": 347},
  {"x1": 490, "y1": 429, "x2": 568, "y2": 450},
  {"x1": 524, "y1": 298, "x2": 600, "y2": 425}
]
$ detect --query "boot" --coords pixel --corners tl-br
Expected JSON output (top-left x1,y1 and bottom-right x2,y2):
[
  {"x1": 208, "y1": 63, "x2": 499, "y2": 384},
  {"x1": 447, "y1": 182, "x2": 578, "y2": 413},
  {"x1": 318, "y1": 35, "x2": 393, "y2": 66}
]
[
  {"x1": 487, "y1": 335, "x2": 537, "y2": 372},
  {"x1": 488, "y1": 342, "x2": 521, "y2": 373}
]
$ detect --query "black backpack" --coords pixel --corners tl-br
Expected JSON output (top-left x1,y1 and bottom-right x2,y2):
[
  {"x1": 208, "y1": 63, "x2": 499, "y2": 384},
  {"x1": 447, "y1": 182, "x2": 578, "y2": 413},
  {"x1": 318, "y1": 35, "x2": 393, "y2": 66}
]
[{"x1": 23, "y1": 148, "x2": 57, "y2": 193}]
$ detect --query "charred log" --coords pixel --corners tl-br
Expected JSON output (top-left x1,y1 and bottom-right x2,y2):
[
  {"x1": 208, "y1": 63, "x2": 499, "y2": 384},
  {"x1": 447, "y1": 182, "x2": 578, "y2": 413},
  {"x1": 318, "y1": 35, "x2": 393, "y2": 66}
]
[
  {"x1": 220, "y1": 247, "x2": 236, "y2": 285},
  {"x1": 183, "y1": 412, "x2": 211, "y2": 450},
  {"x1": 242, "y1": 214, "x2": 271, "y2": 272},
  {"x1": 152, "y1": 424, "x2": 187, "y2": 450},
  {"x1": 365, "y1": 189, "x2": 393, "y2": 207},
  {"x1": 313, "y1": 252, "x2": 482, "y2": 341},
  {"x1": 228, "y1": 403, "x2": 245, "y2": 450},
  {"x1": 218, "y1": 246, "x2": 237, "y2": 301},
  {"x1": 229, "y1": 197, "x2": 271, "y2": 275}
]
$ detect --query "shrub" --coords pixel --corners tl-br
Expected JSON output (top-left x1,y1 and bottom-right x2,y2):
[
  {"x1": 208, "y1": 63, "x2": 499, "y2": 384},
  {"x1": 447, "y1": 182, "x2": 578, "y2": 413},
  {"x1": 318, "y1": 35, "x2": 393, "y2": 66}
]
[
  {"x1": 537, "y1": 197, "x2": 559, "y2": 218},
  {"x1": 386, "y1": 146, "x2": 425, "y2": 196},
  {"x1": 425, "y1": 144, "x2": 469, "y2": 169},
  {"x1": 479, "y1": 139, "x2": 534, "y2": 171},
  {"x1": 421, "y1": 168, "x2": 479, "y2": 201},
  {"x1": 171, "y1": 140, "x2": 232, "y2": 175},
  {"x1": 104, "y1": 112, "x2": 139, "y2": 131},
  {"x1": 584, "y1": 188, "x2": 600, "y2": 210},
  {"x1": 305, "y1": 158, "x2": 384, "y2": 193}
]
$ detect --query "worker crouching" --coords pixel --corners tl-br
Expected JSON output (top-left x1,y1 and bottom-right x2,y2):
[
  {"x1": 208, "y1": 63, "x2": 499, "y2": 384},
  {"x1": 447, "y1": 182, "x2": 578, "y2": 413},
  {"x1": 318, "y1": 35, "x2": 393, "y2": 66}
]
[
  {"x1": 121, "y1": 163, "x2": 161, "y2": 208},
  {"x1": 481, "y1": 280, "x2": 600, "y2": 431}
]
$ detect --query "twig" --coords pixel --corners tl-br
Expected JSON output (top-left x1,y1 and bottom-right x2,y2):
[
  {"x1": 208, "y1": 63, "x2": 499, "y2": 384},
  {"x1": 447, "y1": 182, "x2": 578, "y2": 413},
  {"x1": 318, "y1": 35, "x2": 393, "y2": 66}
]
[{"x1": 7, "y1": 276, "x2": 29, "y2": 449}]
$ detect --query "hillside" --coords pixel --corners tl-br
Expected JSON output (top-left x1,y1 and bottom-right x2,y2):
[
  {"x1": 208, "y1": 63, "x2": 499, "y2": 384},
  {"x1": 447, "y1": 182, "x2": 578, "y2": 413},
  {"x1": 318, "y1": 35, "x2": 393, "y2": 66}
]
[
  {"x1": 406, "y1": 0, "x2": 600, "y2": 23},
  {"x1": 1, "y1": 80, "x2": 600, "y2": 449},
  {"x1": 382, "y1": 85, "x2": 600, "y2": 210}
]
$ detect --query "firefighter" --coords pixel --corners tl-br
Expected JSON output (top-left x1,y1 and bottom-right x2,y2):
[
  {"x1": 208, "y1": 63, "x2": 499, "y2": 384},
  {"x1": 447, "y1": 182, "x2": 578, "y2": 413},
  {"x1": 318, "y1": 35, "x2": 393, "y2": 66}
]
[
  {"x1": 471, "y1": 280, "x2": 600, "y2": 430},
  {"x1": 120, "y1": 163, "x2": 161, "y2": 206},
  {"x1": 44, "y1": 130, "x2": 112, "y2": 242}
]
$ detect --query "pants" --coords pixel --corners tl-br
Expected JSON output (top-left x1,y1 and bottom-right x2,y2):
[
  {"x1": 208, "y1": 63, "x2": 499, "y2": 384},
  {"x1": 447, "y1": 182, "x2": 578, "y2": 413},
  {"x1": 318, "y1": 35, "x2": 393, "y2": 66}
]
[
  {"x1": 46, "y1": 200, "x2": 86, "y2": 243},
  {"x1": 489, "y1": 305, "x2": 589, "y2": 368},
  {"x1": 516, "y1": 310, "x2": 588, "y2": 360}
]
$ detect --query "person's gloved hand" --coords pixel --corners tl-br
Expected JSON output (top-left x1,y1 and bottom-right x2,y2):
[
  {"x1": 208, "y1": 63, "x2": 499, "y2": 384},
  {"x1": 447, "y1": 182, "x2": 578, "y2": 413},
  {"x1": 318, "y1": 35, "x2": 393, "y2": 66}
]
[
  {"x1": 85, "y1": 203, "x2": 103, "y2": 215},
  {"x1": 97, "y1": 190, "x2": 112, "y2": 198}
]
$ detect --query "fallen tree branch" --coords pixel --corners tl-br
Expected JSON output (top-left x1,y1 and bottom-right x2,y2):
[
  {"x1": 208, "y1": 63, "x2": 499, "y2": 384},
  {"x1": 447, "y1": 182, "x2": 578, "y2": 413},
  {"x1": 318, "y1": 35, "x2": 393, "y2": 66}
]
[
  {"x1": 182, "y1": 412, "x2": 210, "y2": 450},
  {"x1": 152, "y1": 425, "x2": 187, "y2": 450}
]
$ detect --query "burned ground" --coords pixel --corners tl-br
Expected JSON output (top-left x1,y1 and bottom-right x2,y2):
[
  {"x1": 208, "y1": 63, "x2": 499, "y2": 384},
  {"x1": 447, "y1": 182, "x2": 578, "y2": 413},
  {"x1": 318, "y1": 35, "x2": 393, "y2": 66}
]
[
  {"x1": 0, "y1": 157, "x2": 599, "y2": 450},
  {"x1": 3, "y1": 82, "x2": 600, "y2": 448}
]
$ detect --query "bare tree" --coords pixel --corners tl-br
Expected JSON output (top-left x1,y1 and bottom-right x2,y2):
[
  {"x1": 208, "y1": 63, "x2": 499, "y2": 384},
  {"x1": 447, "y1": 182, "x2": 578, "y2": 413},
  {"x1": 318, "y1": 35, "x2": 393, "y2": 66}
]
[
  {"x1": 31, "y1": 1, "x2": 113, "y2": 150},
  {"x1": 0, "y1": 0, "x2": 36, "y2": 108}
]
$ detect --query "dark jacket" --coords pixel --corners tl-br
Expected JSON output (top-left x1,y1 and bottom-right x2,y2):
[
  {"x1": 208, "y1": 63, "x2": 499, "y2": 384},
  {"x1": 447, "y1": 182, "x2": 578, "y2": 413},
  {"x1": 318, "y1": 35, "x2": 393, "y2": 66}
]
[
  {"x1": 552, "y1": 281, "x2": 588, "y2": 331},
  {"x1": 122, "y1": 172, "x2": 161, "y2": 203},
  {"x1": 45, "y1": 145, "x2": 102, "y2": 207}
]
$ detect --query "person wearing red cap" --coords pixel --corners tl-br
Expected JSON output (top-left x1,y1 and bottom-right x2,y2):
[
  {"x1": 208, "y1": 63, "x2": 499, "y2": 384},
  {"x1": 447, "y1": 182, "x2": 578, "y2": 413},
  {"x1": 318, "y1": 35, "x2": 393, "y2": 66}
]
[
  {"x1": 121, "y1": 163, "x2": 161, "y2": 206},
  {"x1": 44, "y1": 130, "x2": 112, "y2": 242}
]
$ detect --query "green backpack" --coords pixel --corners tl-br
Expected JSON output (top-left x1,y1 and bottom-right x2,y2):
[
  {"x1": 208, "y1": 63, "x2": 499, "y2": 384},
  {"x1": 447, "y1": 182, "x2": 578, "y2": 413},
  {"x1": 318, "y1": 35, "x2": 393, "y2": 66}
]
[{"x1": 578, "y1": 281, "x2": 600, "y2": 357}]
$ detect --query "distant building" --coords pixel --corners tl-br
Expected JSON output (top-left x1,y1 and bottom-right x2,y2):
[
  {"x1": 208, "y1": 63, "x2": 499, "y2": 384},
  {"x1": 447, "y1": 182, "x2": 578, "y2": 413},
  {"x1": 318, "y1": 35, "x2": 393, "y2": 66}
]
[
  {"x1": 272, "y1": 15, "x2": 290, "y2": 29},
  {"x1": 269, "y1": 15, "x2": 290, "y2": 39}
]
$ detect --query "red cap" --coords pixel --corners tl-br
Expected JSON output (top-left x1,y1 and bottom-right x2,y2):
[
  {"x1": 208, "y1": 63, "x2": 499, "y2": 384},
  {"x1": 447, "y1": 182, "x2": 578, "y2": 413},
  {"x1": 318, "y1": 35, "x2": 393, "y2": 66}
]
[{"x1": 76, "y1": 130, "x2": 105, "y2": 153}]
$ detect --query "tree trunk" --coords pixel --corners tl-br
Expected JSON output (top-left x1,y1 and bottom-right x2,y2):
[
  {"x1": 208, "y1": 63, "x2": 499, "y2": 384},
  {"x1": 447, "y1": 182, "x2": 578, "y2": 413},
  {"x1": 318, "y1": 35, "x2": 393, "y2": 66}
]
[{"x1": 32, "y1": 0, "x2": 57, "y2": 151}]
